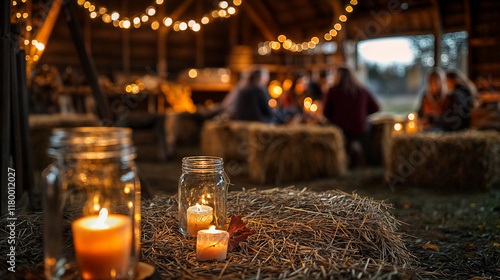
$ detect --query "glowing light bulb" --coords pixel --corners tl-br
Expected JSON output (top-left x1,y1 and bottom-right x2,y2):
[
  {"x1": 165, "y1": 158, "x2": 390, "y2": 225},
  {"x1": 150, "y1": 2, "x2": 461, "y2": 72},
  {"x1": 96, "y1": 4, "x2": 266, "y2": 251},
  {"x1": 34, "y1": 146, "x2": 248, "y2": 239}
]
[
  {"x1": 233, "y1": 0, "x2": 242, "y2": 6},
  {"x1": 188, "y1": 20, "x2": 195, "y2": 27},
  {"x1": 123, "y1": 19, "x2": 130, "y2": 29},
  {"x1": 201, "y1": 16, "x2": 209, "y2": 24},
  {"x1": 179, "y1": 22, "x2": 187, "y2": 30},
  {"x1": 147, "y1": 6, "x2": 156, "y2": 16},
  {"x1": 219, "y1": 1, "x2": 228, "y2": 9},
  {"x1": 192, "y1": 23, "x2": 201, "y2": 32},
  {"x1": 228, "y1": 7, "x2": 236, "y2": 14},
  {"x1": 141, "y1": 14, "x2": 149, "y2": 22},
  {"x1": 151, "y1": 20, "x2": 160, "y2": 30},
  {"x1": 111, "y1": 12, "x2": 119, "y2": 21},
  {"x1": 90, "y1": 11, "x2": 97, "y2": 19},
  {"x1": 133, "y1": 17, "x2": 141, "y2": 24},
  {"x1": 339, "y1": 15, "x2": 347, "y2": 22},
  {"x1": 346, "y1": 5, "x2": 353, "y2": 12}
]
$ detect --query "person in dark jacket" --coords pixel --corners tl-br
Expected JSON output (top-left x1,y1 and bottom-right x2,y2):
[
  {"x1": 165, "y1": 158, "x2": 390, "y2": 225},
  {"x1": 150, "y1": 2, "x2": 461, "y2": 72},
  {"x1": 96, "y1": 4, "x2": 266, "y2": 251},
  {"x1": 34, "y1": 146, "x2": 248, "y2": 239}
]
[
  {"x1": 437, "y1": 69, "x2": 477, "y2": 131},
  {"x1": 231, "y1": 68, "x2": 274, "y2": 123},
  {"x1": 323, "y1": 66, "x2": 380, "y2": 168}
]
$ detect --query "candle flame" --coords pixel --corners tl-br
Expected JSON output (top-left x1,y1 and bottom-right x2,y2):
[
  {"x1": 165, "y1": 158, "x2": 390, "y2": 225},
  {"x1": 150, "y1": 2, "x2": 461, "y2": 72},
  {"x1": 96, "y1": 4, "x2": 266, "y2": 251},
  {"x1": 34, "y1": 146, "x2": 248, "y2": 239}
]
[
  {"x1": 207, "y1": 225, "x2": 216, "y2": 232},
  {"x1": 196, "y1": 203, "x2": 201, "y2": 210},
  {"x1": 91, "y1": 208, "x2": 109, "y2": 229}
]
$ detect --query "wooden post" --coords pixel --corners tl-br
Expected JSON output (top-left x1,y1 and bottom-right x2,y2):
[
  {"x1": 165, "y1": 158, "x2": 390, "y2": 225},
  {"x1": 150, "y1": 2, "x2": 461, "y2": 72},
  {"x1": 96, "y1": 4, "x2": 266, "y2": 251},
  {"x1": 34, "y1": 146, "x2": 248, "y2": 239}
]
[
  {"x1": 195, "y1": 0, "x2": 205, "y2": 68},
  {"x1": 464, "y1": 0, "x2": 473, "y2": 78},
  {"x1": 16, "y1": 49, "x2": 35, "y2": 206},
  {"x1": 122, "y1": 0, "x2": 130, "y2": 75},
  {"x1": 157, "y1": 3, "x2": 167, "y2": 77},
  {"x1": 0, "y1": 0, "x2": 11, "y2": 215},
  {"x1": 431, "y1": 0, "x2": 443, "y2": 67},
  {"x1": 63, "y1": 0, "x2": 112, "y2": 123}
]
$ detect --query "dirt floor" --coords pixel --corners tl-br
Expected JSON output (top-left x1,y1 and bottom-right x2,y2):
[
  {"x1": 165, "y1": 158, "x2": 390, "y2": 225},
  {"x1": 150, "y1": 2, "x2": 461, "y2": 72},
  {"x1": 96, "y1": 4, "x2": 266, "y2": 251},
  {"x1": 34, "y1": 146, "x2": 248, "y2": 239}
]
[{"x1": 137, "y1": 144, "x2": 500, "y2": 280}]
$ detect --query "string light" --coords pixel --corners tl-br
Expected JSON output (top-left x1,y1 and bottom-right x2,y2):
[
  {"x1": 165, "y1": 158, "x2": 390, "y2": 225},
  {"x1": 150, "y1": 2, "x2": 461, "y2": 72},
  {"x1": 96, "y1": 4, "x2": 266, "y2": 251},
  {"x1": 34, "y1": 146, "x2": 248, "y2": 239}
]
[
  {"x1": 76, "y1": 0, "x2": 243, "y2": 31},
  {"x1": 258, "y1": 1, "x2": 359, "y2": 54}
]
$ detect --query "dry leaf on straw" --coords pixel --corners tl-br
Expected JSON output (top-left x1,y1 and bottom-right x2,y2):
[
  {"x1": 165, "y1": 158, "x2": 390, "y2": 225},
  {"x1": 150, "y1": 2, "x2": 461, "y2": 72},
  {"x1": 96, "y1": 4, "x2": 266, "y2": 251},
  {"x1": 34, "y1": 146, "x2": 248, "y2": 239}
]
[
  {"x1": 227, "y1": 215, "x2": 256, "y2": 252},
  {"x1": 423, "y1": 244, "x2": 440, "y2": 251}
]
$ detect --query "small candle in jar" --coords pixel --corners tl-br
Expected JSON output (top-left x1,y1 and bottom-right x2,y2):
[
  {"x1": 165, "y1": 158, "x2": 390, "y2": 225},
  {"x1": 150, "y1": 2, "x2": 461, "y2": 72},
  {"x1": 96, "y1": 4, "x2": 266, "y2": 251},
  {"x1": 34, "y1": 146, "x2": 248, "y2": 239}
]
[
  {"x1": 196, "y1": 226, "x2": 229, "y2": 261},
  {"x1": 72, "y1": 208, "x2": 132, "y2": 279},
  {"x1": 405, "y1": 120, "x2": 418, "y2": 134},
  {"x1": 187, "y1": 204, "x2": 213, "y2": 237}
]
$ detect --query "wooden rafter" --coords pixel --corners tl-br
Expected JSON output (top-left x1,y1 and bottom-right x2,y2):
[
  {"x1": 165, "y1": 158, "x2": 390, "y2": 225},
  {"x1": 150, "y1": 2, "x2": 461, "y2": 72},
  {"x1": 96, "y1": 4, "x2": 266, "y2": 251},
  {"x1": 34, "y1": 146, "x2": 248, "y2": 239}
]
[{"x1": 242, "y1": 0, "x2": 277, "y2": 41}]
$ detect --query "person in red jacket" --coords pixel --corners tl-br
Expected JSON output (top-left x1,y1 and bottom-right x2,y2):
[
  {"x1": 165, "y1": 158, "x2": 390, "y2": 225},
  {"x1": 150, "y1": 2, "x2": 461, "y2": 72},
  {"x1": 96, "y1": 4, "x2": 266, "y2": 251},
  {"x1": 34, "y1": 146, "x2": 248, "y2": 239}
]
[{"x1": 323, "y1": 66, "x2": 380, "y2": 168}]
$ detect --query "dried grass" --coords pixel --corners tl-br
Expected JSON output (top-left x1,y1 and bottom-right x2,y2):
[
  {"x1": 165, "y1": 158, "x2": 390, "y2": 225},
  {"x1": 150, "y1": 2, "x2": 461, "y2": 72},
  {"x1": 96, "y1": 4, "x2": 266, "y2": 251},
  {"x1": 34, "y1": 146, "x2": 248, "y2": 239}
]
[
  {"x1": 141, "y1": 187, "x2": 415, "y2": 279},
  {"x1": 1, "y1": 188, "x2": 417, "y2": 279}
]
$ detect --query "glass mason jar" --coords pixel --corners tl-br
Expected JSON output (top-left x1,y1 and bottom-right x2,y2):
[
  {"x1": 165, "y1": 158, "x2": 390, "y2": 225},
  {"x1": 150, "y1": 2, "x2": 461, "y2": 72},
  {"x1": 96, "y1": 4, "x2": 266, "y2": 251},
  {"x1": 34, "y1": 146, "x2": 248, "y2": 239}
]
[
  {"x1": 178, "y1": 156, "x2": 229, "y2": 237},
  {"x1": 42, "y1": 127, "x2": 141, "y2": 280}
]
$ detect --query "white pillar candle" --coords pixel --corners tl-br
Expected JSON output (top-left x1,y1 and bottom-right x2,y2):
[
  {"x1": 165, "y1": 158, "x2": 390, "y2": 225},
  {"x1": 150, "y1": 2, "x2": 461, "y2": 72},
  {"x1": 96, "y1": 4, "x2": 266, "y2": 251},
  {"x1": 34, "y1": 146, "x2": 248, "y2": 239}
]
[
  {"x1": 196, "y1": 226, "x2": 229, "y2": 261},
  {"x1": 187, "y1": 204, "x2": 213, "y2": 237}
]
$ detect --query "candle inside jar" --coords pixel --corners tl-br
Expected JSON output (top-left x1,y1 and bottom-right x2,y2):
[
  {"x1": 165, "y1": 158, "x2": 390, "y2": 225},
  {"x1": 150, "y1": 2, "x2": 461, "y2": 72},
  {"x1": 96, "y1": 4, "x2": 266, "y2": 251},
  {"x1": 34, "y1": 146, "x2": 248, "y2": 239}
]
[
  {"x1": 196, "y1": 226, "x2": 229, "y2": 261},
  {"x1": 187, "y1": 204, "x2": 213, "y2": 237},
  {"x1": 72, "y1": 208, "x2": 132, "y2": 279}
]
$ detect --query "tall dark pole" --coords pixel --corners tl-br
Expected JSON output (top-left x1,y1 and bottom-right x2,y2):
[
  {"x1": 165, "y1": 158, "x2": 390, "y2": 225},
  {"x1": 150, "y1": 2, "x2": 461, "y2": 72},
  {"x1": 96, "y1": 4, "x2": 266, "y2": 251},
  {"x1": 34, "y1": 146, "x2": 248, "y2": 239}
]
[
  {"x1": 63, "y1": 0, "x2": 113, "y2": 124},
  {"x1": 1, "y1": 0, "x2": 12, "y2": 215}
]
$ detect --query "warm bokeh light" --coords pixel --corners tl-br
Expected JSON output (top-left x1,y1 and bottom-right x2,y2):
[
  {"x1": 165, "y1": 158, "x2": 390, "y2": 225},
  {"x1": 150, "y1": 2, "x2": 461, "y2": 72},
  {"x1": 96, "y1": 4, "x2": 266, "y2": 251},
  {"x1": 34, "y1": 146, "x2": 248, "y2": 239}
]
[
  {"x1": 179, "y1": 22, "x2": 188, "y2": 30},
  {"x1": 228, "y1": 7, "x2": 236, "y2": 15},
  {"x1": 311, "y1": 37, "x2": 319, "y2": 44},
  {"x1": 188, "y1": 69, "x2": 198, "y2": 78},
  {"x1": 141, "y1": 14, "x2": 149, "y2": 22},
  {"x1": 268, "y1": 81, "x2": 283, "y2": 99},
  {"x1": 339, "y1": 15, "x2": 347, "y2": 22},
  {"x1": 192, "y1": 23, "x2": 201, "y2": 32},
  {"x1": 88, "y1": 5, "x2": 95, "y2": 12},
  {"x1": 151, "y1": 20, "x2": 160, "y2": 30},
  {"x1": 282, "y1": 79, "x2": 293, "y2": 91},
  {"x1": 201, "y1": 16, "x2": 209, "y2": 24},
  {"x1": 308, "y1": 41, "x2": 316, "y2": 49},
  {"x1": 147, "y1": 6, "x2": 156, "y2": 16},
  {"x1": 233, "y1": 0, "x2": 242, "y2": 6},
  {"x1": 188, "y1": 20, "x2": 196, "y2": 27},
  {"x1": 219, "y1": 1, "x2": 228, "y2": 9},
  {"x1": 99, "y1": 7, "x2": 107, "y2": 14},
  {"x1": 219, "y1": 10, "x2": 227, "y2": 17},
  {"x1": 221, "y1": 74, "x2": 230, "y2": 83},
  {"x1": 350, "y1": 0, "x2": 358, "y2": 5},
  {"x1": 394, "y1": 123, "x2": 402, "y2": 131},
  {"x1": 156, "y1": 0, "x2": 164, "y2": 4},
  {"x1": 26, "y1": 25, "x2": 32, "y2": 31},
  {"x1": 334, "y1": 23, "x2": 342, "y2": 30},
  {"x1": 346, "y1": 5, "x2": 353, "y2": 12},
  {"x1": 408, "y1": 113, "x2": 416, "y2": 121},
  {"x1": 278, "y1": 35, "x2": 286, "y2": 42},
  {"x1": 123, "y1": 19, "x2": 131, "y2": 29},
  {"x1": 324, "y1": 33, "x2": 332, "y2": 41},
  {"x1": 283, "y1": 40, "x2": 292, "y2": 49},
  {"x1": 102, "y1": 14, "x2": 111, "y2": 23},
  {"x1": 330, "y1": 29, "x2": 338, "y2": 36},
  {"x1": 268, "y1": 99, "x2": 277, "y2": 108},
  {"x1": 133, "y1": 17, "x2": 141, "y2": 24},
  {"x1": 90, "y1": 11, "x2": 97, "y2": 19},
  {"x1": 84, "y1": 1, "x2": 90, "y2": 8},
  {"x1": 35, "y1": 42, "x2": 45, "y2": 51},
  {"x1": 302, "y1": 42, "x2": 309, "y2": 50},
  {"x1": 111, "y1": 12, "x2": 119, "y2": 21},
  {"x1": 125, "y1": 85, "x2": 132, "y2": 93},
  {"x1": 310, "y1": 104, "x2": 318, "y2": 112},
  {"x1": 163, "y1": 17, "x2": 172, "y2": 26},
  {"x1": 408, "y1": 121, "x2": 415, "y2": 128}
]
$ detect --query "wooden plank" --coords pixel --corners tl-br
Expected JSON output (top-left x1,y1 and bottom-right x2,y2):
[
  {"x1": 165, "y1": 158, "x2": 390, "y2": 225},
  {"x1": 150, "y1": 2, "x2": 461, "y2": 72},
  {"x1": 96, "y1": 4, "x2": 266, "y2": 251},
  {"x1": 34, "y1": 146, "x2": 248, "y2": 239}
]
[
  {"x1": 0, "y1": 0, "x2": 11, "y2": 215},
  {"x1": 430, "y1": 0, "x2": 443, "y2": 67},
  {"x1": 242, "y1": 1, "x2": 276, "y2": 41}
]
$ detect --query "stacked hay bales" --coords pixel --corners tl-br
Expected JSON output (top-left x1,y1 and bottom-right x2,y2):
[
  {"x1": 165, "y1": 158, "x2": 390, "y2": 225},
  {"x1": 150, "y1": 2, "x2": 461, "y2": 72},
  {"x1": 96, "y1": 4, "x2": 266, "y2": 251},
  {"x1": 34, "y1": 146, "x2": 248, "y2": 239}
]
[
  {"x1": 248, "y1": 124, "x2": 347, "y2": 184},
  {"x1": 386, "y1": 130, "x2": 500, "y2": 192}
]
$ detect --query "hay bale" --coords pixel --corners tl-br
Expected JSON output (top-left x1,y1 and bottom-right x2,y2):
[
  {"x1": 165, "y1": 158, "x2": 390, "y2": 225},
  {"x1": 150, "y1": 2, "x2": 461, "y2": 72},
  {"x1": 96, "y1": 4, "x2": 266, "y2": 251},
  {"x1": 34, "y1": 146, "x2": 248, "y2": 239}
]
[
  {"x1": 201, "y1": 120, "x2": 258, "y2": 162},
  {"x1": 1, "y1": 188, "x2": 414, "y2": 279},
  {"x1": 385, "y1": 130, "x2": 500, "y2": 192},
  {"x1": 248, "y1": 124, "x2": 347, "y2": 184}
]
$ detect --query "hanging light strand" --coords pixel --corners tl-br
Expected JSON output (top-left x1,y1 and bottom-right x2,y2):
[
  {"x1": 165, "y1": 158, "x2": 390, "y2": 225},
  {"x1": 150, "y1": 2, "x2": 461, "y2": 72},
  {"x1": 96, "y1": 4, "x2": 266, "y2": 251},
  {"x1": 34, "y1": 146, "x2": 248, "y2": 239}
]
[
  {"x1": 77, "y1": 0, "x2": 242, "y2": 32},
  {"x1": 258, "y1": 0, "x2": 359, "y2": 55}
]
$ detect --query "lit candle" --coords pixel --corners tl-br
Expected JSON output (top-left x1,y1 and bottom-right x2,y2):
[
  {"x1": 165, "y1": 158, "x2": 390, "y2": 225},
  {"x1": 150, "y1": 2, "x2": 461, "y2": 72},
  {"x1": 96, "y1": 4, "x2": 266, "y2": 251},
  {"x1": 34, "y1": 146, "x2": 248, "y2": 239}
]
[
  {"x1": 72, "y1": 208, "x2": 132, "y2": 279},
  {"x1": 393, "y1": 122, "x2": 403, "y2": 134},
  {"x1": 196, "y1": 226, "x2": 229, "y2": 261},
  {"x1": 187, "y1": 204, "x2": 213, "y2": 237},
  {"x1": 405, "y1": 120, "x2": 418, "y2": 134}
]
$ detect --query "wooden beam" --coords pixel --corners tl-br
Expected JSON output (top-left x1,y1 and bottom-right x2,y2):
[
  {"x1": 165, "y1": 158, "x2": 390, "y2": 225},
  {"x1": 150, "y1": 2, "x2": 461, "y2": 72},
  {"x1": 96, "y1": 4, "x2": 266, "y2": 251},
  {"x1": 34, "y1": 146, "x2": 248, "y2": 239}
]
[
  {"x1": 464, "y1": 0, "x2": 473, "y2": 78},
  {"x1": 195, "y1": 0, "x2": 204, "y2": 68},
  {"x1": 329, "y1": 0, "x2": 346, "y2": 62},
  {"x1": 0, "y1": 0, "x2": 10, "y2": 215},
  {"x1": 242, "y1": 1, "x2": 276, "y2": 41},
  {"x1": 430, "y1": 0, "x2": 443, "y2": 67},
  {"x1": 122, "y1": 0, "x2": 130, "y2": 75},
  {"x1": 158, "y1": 0, "x2": 195, "y2": 76}
]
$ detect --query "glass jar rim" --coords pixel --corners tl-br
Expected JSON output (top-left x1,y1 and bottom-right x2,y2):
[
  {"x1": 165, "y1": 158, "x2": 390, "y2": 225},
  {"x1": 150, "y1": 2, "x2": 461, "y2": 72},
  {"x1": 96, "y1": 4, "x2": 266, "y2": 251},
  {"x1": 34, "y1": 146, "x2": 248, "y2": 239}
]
[
  {"x1": 182, "y1": 156, "x2": 224, "y2": 171},
  {"x1": 47, "y1": 127, "x2": 136, "y2": 159}
]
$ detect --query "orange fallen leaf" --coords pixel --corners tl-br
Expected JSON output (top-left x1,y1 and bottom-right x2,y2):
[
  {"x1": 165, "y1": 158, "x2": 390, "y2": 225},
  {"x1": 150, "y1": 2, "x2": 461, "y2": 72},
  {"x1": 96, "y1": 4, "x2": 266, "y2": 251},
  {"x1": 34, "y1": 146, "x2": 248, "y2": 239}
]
[
  {"x1": 493, "y1": 243, "x2": 500, "y2": 247},
  {"x1": 469, "y1": 277, "x2": 483, "y2": 280},
  {"x1": 423, "y1": 244, "x2": 440, "y2": 251}
]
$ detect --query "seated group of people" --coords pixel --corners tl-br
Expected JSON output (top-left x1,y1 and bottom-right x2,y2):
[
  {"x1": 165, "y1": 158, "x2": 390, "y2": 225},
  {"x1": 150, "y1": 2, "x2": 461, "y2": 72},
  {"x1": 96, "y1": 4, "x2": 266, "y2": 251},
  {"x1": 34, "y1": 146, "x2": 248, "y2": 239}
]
[{"x1": 418, "y1": 67, "x2": 477, "y2": 132}]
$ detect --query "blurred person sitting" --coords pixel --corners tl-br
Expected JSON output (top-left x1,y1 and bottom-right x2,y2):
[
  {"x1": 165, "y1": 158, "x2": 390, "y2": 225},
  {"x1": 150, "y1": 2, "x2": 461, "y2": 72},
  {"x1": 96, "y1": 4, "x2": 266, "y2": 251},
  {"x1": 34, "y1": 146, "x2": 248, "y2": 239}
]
[
  {"x1": 323, "y1": 66, "x2": 380, "y2": 168},
  {"x1": 418, "y1": 67, "x2": 448, "y2": 130},
  {"x1": 436, "y1": 69, "x2": 477, "y2": 131},
  {"x1": 279, "y1": 74, "x2": 309, "y2": 120},
  {"x1": 231, "y1": 67, "x2": 275, "y2": 123}
]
